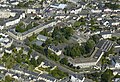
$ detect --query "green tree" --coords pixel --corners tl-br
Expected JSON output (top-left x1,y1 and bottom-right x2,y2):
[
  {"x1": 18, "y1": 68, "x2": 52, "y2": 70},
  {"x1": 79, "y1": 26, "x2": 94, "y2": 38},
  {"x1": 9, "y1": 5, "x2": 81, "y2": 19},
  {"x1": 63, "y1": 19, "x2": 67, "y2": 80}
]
[
  {"x1": 50, "y1": 67, "x2": 68, "y2": 79},
  {"x1": 101, "y1": 69, "x2": 114, "y2": 82},
  {"x1": 60, "y1": 58, "x2": 68, "y2": 65},
  {"x1": 85, "y1": 39, "x2": 95, "y2": 54},
  {"x1": 4, "y1": 75, "x2": 15, "y2": 82}
]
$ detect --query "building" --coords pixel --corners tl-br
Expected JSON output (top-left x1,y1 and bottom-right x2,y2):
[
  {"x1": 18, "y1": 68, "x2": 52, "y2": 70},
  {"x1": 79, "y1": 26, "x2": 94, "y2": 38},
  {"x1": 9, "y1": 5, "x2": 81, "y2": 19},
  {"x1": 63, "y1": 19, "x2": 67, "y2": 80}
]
[
  {"x1": 68, "y1": 40, "x2": 114, "y2": 68},
  {"x1": 0, "y1": 33, "x2": 13, "y2": 56},
  {"x1": 0, "y1": 47, "x2": 4, "y2": 58},
  {"x1": 0, "y1": 10, "x2": 25, "y2": 30},
  {"x1": 91, "y1": 10, "x2": 102, "y2": 13},
  {"x1": 37, "y1": 34, "x2": 48, "y2": 42},
  {"x1": 100, "y1": 31, "x2": 112, "y2": 39},
  {"x1": 26, "y1": 9, "x2": 36, "y2": 14},
  {"x1": 111, "y1": 56, "x2": 120, "y2": 69},
  {"x1": 71, "y1": 32, "x2": 89, "y2": 45},
  {"x1": 69, "y1": 75, "x2": 85, "y2": 82},
  {"x1": 50, "y1": 4, "x2": 67, "y2": 9},
  {"x1": 0, "y1": 9, "x2": 16, "y2": 18},
  {"x1": 7, "y1": 20, "x2": 58, "y2": 40},
  {"x1": 0, "y1": 33, "x2": 13, "y2": 48},
  {"x1": 48, "y1": 45, "x2": 62, "y2": 56},
  {"x1": 67, "y1": 0, "x2": 79, "y2": 4}
]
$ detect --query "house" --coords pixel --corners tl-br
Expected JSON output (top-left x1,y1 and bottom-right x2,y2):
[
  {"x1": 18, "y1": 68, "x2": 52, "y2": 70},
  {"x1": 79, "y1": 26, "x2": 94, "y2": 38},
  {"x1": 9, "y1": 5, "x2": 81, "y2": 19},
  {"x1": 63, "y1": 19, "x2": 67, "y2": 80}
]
[
  {"x1": 37, "y1": 34, "x2": 48, "y2": 42},
  {"x1": 111, "y1": 56, "x2": 120, "y2": 69},
  {"x1": 67, "y1": 0, "x2": 79, "y2": 4},
  {"x1": 33, "y1": 40, "x2": 43, "y2": 46},
  {"x1": 100, "y1": 31, "x2": 112, "y2": 39},
  {"x1": 38, "y1": 74, "x2": 57, "y2": 82},
  {"x1": 8, "y1": 0, "x2": 19, "y2": 5},
  {"x1": 0, "y1": 10, "x2": 25, "y2": 30},
  {"x1": 69, "y1": 75, "x2": 85, "y2": 82},
  {"x1": 26, "y1": 9, "x2": 36, "y2": 14},
  {"x1": 114, "y1": 78, "x2": 120, "y2": 82},
  {"x1": 0, "y1": 47, "x2": 4, "y2": 58},
  {"x1": 91, "y1": 10, "x2": 102, "y2": 13},
  {"x1": 48, "y1": 45, "x2": 62, "y2": 56},
  {"x1": 71, "y1": 32, "x2": 89, "y2": 45},
  {"x1": 50, "y1": 4, "x2": 67, "y2": 9},
  {"x1": 5, "y1": 12, "x2": 25, "y2": 27},
  {"x1": 103, "y1": 21, "x2": 110, "y2": 27},
  {"x1": 5, "y1": 48, "x2": 12, "y2": 54},
  {"x1": 39, "y1": 62, "x2": 50, "y2": 68},
  {"x1": 0, "y1": 34, "x2": 13, "y2": 48},
  {"x1": 71, "y1": 8, "x2": 82, "y2": 14},
  {"x1": 0, "y1": 9, "x2": 16, "y2": 18}
]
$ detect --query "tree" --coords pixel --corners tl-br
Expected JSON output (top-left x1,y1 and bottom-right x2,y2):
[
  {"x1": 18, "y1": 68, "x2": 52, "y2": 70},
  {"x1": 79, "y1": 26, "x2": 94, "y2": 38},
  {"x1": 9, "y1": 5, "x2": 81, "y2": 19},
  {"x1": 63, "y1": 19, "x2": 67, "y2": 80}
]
[
  {"x1": 48, "y1": 53, "x2": 60, "y2": 61},
  {"x1": 85, "y1": 39, "x2": 95, "y2": 54},
  {"x1": 4, "y1": 75, "x2": 15, "y2": 82},
  {"x1": 30, "y1": 58, "x2": 37, "y2": 67},
  {"x1": 64, "y1": 43, "x2": 84, "y2": 58},
  {"x1": 50, "y1": 67, "x2": 68, "y2": 79},
  {"x1": 40, "y1": 29, "x2": 48, "y2": 36},
  {"x1": 37, "y1": 56, "x2": 44, "y2": 65},
  {"x1": 101, "y1": 69, "x2": 113, "y2": 82},
  {"x1": 60, "y1": 58, "x2": 68, "y2": 65},
  {"x1": 91, "y1": 34, "x2": 101, "y2": 44},
  {"x1": 61, "y1": 27, "x2": 74, "y2": 40}
]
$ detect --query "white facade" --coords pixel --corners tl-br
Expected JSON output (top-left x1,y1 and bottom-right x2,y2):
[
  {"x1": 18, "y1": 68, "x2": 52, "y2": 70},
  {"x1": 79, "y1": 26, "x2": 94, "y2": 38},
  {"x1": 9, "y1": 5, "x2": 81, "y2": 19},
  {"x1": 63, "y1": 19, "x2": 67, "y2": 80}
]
[
  {"x1": 101, "y1": 34, "x2": 112, "y2": 39},
  {"x1": 71, "y1": 61, "x2": 97, "y2": 68},
  {"x1": 70, "y1": 75, "x2": 85, "y2": 82},
  {"x1": 1, "y1": 40, "x2": 13, "y2": 48},
  {"x1": 0, "y1": 48, "x2": 4, "y2": 58},
  {"x1": 115, "y1": 63, "x2": 120, "y2": 69},
  {"x1": 112, "y1": 22, "x2": 120, "y2": 26},
  {"x1": 112, "y1": 56, "x2": 120, "y2": 69},
  {"x1": 71, "y1": 8, "x2": 82, "y2": 14},
  {"x1": 91, "y1": 10, "x2": 102, "y2": 13},
  {"x1": 0, "y1": 33, "x2": 13, "y2": 48},
  {"x1": 5, "y1": 49, "x2": 12, "y2": 54},
  {"x1": 7, "y1": 21, "x2": 57, "y2": 41},
  {"x1": 0, "y1": 10, "x2": 16, "y2": 18},
  {"x1": 50, "y1": 4, "x2": 67, "y2": 9},
  {"x1": 48, "y1": 47, "x2": 62, "y2": 56},
  {"x1": 5, "y1": 13, "x2": 25, "y2": 27},
  {"x1": 68, "y1": 0, "x2": 78, "y2": 4},
  {"x1": 26, "y1": 9, "x2": 36, "y2": 14},
  {"x1": 11, "y1": 2, "x2": 19, "y2": 5},
  {"x1": 0, "y1": 52, "x2": 4, "y2": 58},
  {"x1": 0, "y1": 26, "x2": 4, "y2": 30}
]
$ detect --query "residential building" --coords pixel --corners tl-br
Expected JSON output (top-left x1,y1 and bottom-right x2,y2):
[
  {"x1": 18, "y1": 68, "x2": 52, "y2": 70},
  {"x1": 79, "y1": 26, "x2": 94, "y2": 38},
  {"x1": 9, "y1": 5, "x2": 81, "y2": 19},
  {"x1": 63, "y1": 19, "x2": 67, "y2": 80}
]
[
  {"x1": 37, "y1": 34, "x2": 48, "y2": 42},
  {"x1": 100, "y1": 31, "x2": 112, "y2": 39},
  {"x1": 48, "y1": 45, "x2": 62, "y2": 56},
  {"x1": 50, "y1": 4, "x2": 67, "y2": 9},
  {"x1": 111, "y1": 56, "x2": 120, "y2": 69},
  {"x1": 69, "y1": 75, "x2": 85, "y2": 82},
  {"x1": 68, "y1": 40, "x2": 114, "y2": 68}
]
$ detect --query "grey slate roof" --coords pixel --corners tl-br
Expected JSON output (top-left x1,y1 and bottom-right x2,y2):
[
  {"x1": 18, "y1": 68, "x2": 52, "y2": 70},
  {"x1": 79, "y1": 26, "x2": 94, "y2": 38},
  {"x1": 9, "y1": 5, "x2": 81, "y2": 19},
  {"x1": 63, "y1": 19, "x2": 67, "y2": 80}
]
[
  {"x1": 37, "y1": 34, "x2": 47, "y2": 41},
  {"x1": 33, "y1": 40, "x2": 43, "y2": 46},
  {"x1": 96, "y1": 40, "x2": 114, "y2": 52}
]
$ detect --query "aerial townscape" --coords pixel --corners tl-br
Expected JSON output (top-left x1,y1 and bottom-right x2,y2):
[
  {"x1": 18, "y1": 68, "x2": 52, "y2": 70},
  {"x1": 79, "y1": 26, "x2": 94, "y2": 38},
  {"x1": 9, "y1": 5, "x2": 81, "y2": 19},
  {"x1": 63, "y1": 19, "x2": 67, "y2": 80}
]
[{"x1": 0, "y1": 0, "x2": 120, "y2": 82}]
